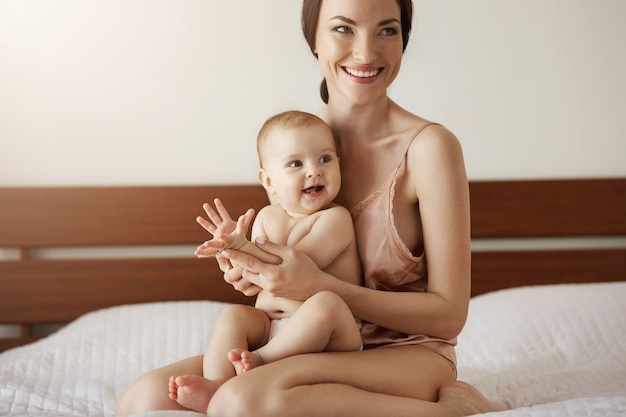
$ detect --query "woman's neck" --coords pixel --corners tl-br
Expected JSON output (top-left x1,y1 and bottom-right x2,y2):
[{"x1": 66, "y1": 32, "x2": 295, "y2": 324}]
[{"x1": 321, "y1": 95, "x2": 397, "y2": 143}]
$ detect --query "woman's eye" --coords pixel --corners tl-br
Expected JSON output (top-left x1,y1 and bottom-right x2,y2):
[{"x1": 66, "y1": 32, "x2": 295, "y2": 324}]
[
  {"x1": 334, "y1": 26, "x2": 352, "y2": 34},
  {"x1": 381, "y1": 27, "x2": 398, "y2": 36}
]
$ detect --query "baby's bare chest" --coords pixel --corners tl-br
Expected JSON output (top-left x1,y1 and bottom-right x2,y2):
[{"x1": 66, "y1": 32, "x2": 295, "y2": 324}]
[{"x1": 265, "y1": 211, "x2": 324, "y2": 248}]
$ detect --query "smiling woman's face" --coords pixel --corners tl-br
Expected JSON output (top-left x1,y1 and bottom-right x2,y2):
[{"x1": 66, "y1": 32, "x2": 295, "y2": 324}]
[{"x1": 313, "y1": 0, "x2": 404, "y2": 105}]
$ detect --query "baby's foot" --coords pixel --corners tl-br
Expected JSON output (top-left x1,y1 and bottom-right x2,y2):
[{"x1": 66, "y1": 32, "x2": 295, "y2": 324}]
[
  {"x1": 168, "y1": 375, "x2": 220, "y2": 413},
  {"x1": 228, "y1": 349, "x2": 264, "y2": 375}
]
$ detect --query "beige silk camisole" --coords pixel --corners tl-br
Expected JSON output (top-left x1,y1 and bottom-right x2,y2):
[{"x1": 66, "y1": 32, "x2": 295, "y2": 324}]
[{"x1": 349, "y1": 123, "x2": 457, "y2": 365}]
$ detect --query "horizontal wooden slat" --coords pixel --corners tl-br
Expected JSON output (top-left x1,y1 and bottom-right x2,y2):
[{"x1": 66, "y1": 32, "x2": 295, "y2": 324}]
[
  {"x1": 0, "y1": 338, "x2": 39, "y2": 352},
  {"x1": 471, "y1": 248, "x2": 626, "y2": 296},
  {"x1": 2, "y1": 179, "x2": 623, "y2": 245},
  {"x1": 0, "y1": 258, "x2": 253, "y2": 323},
  {"x1": 0, "y1": 185, "x2": 268, "y2": 247},
  {"x1": 470, "y1": 178, "x2": 626, "y2": 238}
]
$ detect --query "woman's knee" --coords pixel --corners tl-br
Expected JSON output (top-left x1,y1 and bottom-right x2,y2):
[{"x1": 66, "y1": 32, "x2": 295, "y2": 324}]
[
  {"x1": 116, "y1": 355, "x2": 203, "y2": 416},
  {"x1": 209, "y1": 375, "x2": 283, "y2": 417},
  {"x1": 116, "y1": 372, "x2": 169, "y2": 416},
  {"x1": 208, "y1": 376, "x2": 254, "y2": 417}
]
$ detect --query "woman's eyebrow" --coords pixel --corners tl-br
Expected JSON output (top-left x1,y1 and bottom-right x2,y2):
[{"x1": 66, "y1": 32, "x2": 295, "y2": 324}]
[
  {"x1": 378, "y1": 18, "x2": 401, "y2": 27},
  {"x1": 329, "y1": 15, "x2": 356, "y2": 24},
  {"x1": 329, "y1": 16, "x2": 401, "y2": 27}
]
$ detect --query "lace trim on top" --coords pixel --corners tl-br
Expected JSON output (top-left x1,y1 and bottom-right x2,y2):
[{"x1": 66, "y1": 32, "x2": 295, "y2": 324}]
[
  {"x1": 349, "y1": 173, "x2": 394, "y2": 220},
  {"x1": 348, "y1": 123, "x2": 438, "y2": 222}
]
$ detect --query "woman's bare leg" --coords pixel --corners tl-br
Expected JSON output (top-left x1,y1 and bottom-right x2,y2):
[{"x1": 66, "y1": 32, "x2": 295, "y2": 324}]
[
  {"x1": 207, "y1": 347, "x2": 504, "y2": 417},
  {"x1": 230, "y1": 291, "x2": 361, "y2": 372},
  {"x1": 116, "y1": 355, "x2": 203, "y2": 417}
]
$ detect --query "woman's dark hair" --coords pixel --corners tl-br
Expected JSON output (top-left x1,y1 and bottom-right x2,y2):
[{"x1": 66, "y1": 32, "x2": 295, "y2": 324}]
[{"x1": 301, "y1": 0, "x2": 414, "y2": 103}]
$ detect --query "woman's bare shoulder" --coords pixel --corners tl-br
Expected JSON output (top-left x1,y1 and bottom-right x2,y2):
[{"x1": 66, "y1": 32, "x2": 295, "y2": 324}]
[{"x1": 408, "y1": 122, "x2": 463, "y2": 164}]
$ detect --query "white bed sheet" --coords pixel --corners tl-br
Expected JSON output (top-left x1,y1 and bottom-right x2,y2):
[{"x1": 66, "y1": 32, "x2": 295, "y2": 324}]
[{"x1": 1, "y1": 282, "x2": 625, "y2": 417}]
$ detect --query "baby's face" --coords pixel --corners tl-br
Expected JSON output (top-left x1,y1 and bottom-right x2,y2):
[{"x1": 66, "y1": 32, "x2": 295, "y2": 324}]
[{"x1": 260, "y1": 123, "x2": 341, "y2": 216}]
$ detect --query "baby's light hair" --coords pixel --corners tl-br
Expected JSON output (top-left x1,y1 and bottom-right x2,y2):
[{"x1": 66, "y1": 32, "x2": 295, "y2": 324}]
[{"x1": 257, "y1": 111, "x2": 332, "y2": 168}]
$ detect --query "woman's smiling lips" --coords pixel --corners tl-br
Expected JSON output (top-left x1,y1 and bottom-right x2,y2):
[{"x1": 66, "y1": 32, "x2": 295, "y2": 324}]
[{"x1": 343, "y1": 66, "x2": 383, "y2": 79}]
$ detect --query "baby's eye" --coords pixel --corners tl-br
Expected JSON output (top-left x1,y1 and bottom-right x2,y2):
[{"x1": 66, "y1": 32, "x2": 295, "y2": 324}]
[
  {"x1": 320, "y1": 155, "x2": 333, "y2": 164},
  {"x1": 288, "y1": 160, "x2": 303, "y2": 168}
]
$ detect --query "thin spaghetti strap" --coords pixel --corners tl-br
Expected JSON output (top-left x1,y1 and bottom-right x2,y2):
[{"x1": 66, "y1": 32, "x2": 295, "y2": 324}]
[
  {"x1": 350, "y1": 122, "x2": 440, "y2": 220},
  {"x1": 401, "y1": 122, "x2": 440, "y2": 155}
]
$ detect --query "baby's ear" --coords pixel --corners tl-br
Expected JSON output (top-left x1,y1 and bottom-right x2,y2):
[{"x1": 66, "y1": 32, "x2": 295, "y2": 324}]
[{"x1": 258, "y1": 169, "x2": 275, "y2": 194}]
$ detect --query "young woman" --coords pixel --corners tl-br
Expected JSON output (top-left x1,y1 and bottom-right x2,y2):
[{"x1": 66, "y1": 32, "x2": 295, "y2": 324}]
[{"x1": 117, "y1": 1, "x2": 504, "y2": 415}]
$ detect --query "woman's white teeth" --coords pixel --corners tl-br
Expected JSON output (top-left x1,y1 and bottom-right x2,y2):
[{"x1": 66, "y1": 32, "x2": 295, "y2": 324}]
[{"x1": 345, "y1": 68, "x2": 379, "y2": 78}]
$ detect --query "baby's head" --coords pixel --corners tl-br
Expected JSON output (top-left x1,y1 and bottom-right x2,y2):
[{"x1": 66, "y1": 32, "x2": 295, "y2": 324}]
[{"x1": 257, "y1": 111, "x2": 341, "y2": 215}]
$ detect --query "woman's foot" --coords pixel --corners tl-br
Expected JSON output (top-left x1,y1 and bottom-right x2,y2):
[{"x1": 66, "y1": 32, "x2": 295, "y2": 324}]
[
  {"x1": 168, "y1": 375, "x2": 220, "y2": 413},
  {"x1": 439, "y1": 381, "x2": 507, "y2": 415},
  {"x1": 228, "y1": 349, "x2": 264, "y2": 375}
]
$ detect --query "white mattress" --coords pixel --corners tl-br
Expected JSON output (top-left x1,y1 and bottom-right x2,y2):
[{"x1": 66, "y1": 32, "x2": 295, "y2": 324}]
[{"x1": 1, "y1": 282, "x2": 625, "y2": 417}]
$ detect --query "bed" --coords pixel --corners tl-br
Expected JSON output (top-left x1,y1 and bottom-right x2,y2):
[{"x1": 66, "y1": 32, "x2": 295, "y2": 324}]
[{"x1": 1, "y1": 179, "x2": 625, "y2": 416}]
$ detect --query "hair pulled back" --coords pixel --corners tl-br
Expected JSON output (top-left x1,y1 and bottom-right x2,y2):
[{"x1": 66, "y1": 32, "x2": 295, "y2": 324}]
[{"x1": 301, "y1": 0, "x2": 414, "y2": 103}]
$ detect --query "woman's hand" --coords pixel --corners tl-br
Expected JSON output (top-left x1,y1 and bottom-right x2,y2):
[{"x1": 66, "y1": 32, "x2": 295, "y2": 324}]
[
  {"x1": 221, "y1": 238, "x2": 325, "y2": 301},
  {"x1": 215, "y1": 254, "x2": 262, "y2": 297}
]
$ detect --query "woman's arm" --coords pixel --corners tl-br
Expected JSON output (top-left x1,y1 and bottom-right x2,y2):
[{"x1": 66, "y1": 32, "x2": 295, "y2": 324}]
[
  {"x1": 219, "y1": 241, "x2": 409, "y2": 329},
  {"x1": 406, "y1": 125, "x2": 471, "y2": 339},
  {"x1": 340, "y1": 125, "x2": 470, "y2": 340}
]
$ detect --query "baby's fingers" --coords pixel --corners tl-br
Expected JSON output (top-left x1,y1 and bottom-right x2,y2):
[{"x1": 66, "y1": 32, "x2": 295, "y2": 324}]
[
  {"x1": 196, "y1": 215, "x2": 217, "y2": 235},
  {"x1": 203, "y1": 201, "x2": 224, "y2": 227},
  {"x1": 235, "y1": 208, "x2": 256, "y2": 234},
  {"x1": 195, "y1": 241, "x2": 224, "y2": 258},
  {"x1": 213, "y1": 198, "x2": 235, "y2": 223},
  {"x1": 195, "y1": 248, "x2": 219, "y2": 258}
]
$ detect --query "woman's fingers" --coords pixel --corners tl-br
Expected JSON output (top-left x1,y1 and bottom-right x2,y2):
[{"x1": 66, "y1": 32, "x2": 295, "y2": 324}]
[{"x1": 223, "y1": 263, "x2": 262, "y2": 296}]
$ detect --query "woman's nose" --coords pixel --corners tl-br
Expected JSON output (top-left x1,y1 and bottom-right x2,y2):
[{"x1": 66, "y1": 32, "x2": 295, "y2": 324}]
[{"x1": 352, "y1": 35, "x2": 377, "y2": 63}]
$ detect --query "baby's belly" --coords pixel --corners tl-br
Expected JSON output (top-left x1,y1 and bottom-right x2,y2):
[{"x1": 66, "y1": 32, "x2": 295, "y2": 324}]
[{"x1": 255, "y1": 291, "x2": 303, "y2": 319}]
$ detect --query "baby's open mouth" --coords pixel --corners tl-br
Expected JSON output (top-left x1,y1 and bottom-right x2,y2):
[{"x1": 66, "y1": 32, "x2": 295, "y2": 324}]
[{"x1": 303, "y1": 185, "x2": 325, "y2": 195}]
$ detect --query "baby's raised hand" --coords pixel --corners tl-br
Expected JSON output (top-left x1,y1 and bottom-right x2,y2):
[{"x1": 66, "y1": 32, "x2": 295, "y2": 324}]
[{"x1": 195, "y1": 198, "x2": 254, "y2": 258}]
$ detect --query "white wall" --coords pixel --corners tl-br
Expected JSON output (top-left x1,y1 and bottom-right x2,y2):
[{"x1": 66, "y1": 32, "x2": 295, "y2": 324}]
[{"x1": 1, "y1": 0, "x2": 625, "y2": 186}]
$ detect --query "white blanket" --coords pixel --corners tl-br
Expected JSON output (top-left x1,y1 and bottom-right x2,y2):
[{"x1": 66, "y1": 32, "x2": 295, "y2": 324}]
[{"x1": 1, "y1": 282, "x2": 625, "y2": 417}]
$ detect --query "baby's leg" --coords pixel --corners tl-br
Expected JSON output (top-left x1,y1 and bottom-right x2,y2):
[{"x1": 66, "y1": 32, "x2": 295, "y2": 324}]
[
  {"x1": 170, "y1": 304, "x2": 270, "y2": 412},
  {"x1": 202, "y1": 304, "x2": 270, "y2": 380},
  {"x1": 249, "y1": 291, "x2": 361, "y2": 369}
]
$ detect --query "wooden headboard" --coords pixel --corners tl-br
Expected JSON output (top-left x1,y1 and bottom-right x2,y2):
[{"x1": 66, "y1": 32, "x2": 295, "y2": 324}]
[{"x1": 1, "y1": 178, "x2": 625, "y2": 351}]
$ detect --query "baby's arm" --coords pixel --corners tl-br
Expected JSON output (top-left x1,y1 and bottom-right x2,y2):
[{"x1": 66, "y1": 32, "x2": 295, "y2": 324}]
[
  {"x1": 292, "y1": 206, "x2": 362, "y2": 287},
  {"x1": 196, "y1": 198, "x2": 281, "y2": 265}
]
